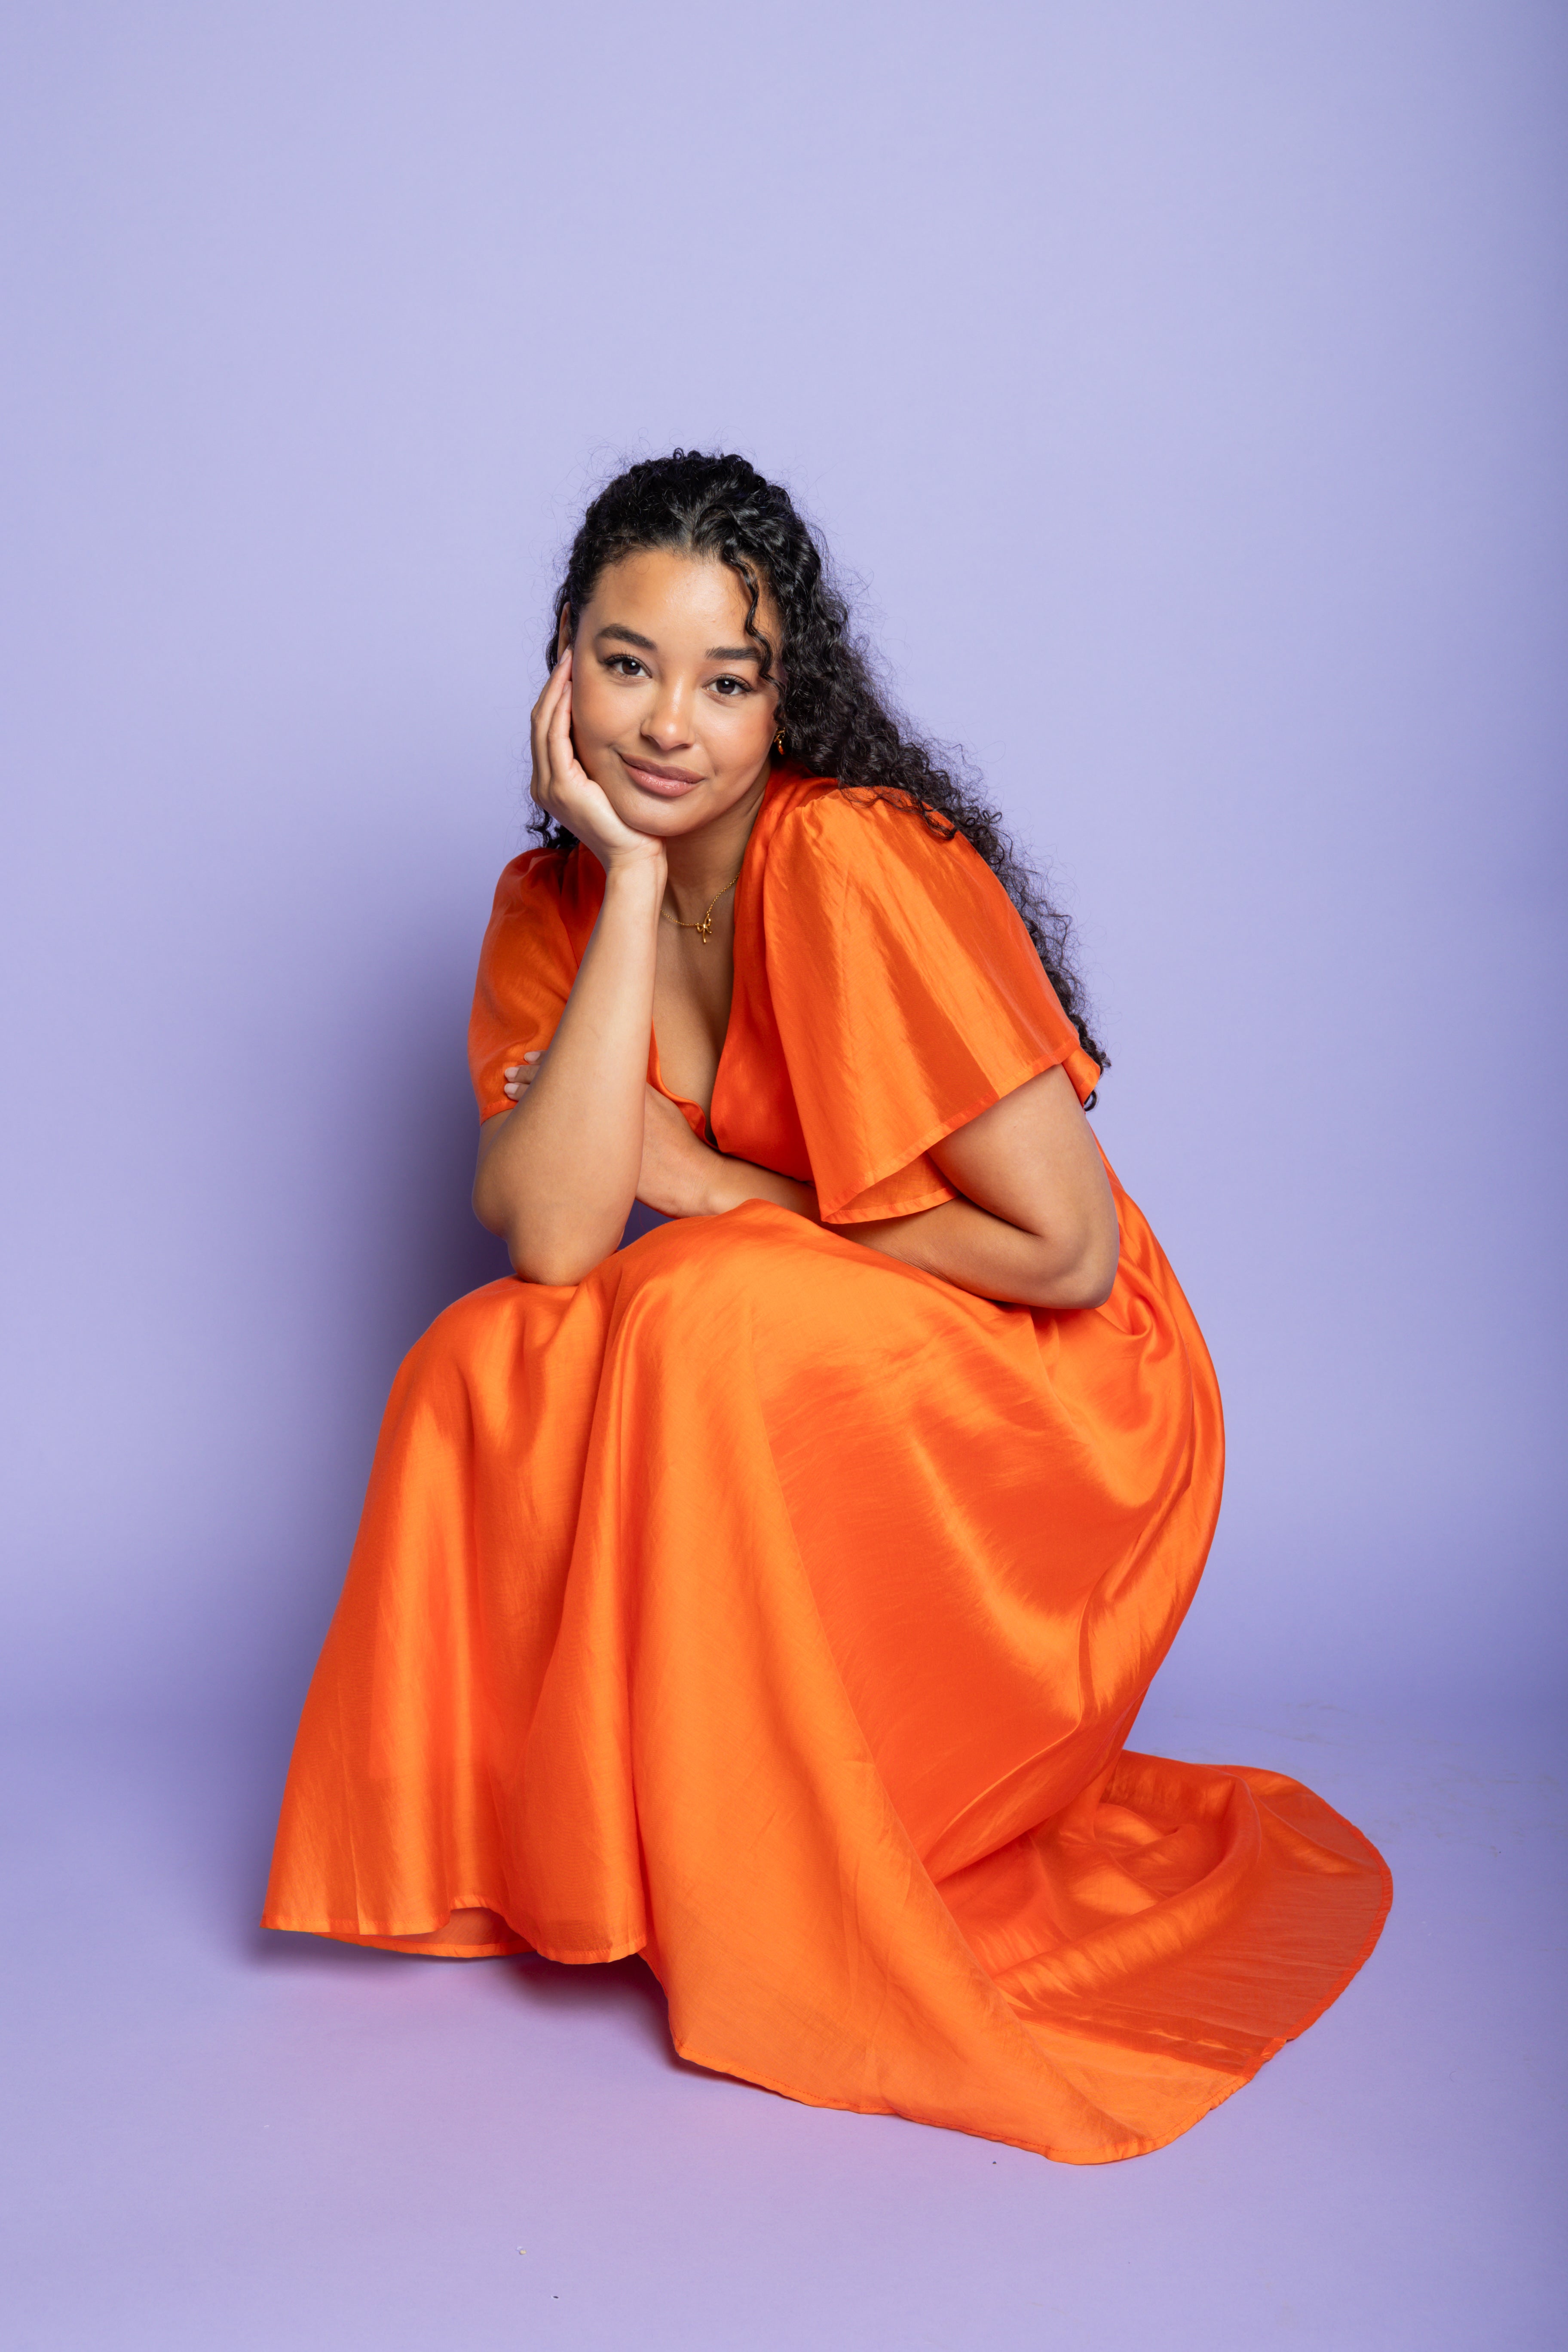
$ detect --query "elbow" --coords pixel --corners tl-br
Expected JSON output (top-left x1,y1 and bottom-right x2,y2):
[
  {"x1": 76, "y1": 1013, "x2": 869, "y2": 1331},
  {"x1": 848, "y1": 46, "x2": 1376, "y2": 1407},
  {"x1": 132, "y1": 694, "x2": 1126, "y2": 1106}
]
[
  {"x1": 1069, "y1": 1224, "x2": 1121, "y2": 1310},
  {"x1": 504, "y1": 1231, "x2": 594, "y2": 1287},
  {"x1": 1027, "y1": 1224, "x2": 1120, "y2": 1312},
  {"x1": 503, "y1": 1210, "x2": 622, "y2": 1287},
  {"x1": 472, "y1": 1195, "x2": 557, "y2": 1279},
  {"x1": 472, "y1": 1171, "x2": 589, "y2": 1284},
  {"x1": 1055, "y1": 1253, "x2": 1118, "y2": 1311}
]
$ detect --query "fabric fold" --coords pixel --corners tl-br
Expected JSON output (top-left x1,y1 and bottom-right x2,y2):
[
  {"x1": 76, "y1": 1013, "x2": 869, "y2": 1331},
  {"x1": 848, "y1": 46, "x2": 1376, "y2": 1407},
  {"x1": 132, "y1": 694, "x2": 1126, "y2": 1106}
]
[{"x1": 266, "y1": 767, "x2": 1390, "y2": 2163}]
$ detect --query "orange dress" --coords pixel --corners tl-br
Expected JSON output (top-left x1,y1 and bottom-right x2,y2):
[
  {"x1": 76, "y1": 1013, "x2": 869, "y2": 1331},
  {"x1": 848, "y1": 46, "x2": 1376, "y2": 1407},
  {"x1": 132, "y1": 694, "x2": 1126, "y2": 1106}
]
[{"x1": 263, "y1": 767, "x2": 1390, "y2": 2164}]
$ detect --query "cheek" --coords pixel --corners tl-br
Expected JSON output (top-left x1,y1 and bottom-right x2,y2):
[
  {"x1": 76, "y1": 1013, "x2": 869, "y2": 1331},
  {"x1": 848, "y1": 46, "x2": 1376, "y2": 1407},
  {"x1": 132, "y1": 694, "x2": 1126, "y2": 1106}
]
[
  {"x1": 705, "y1": 696, "x2": 775, "y2": 758},
  {"x1": 569, "y1": 667, "x2": 621, "y2": 746}
]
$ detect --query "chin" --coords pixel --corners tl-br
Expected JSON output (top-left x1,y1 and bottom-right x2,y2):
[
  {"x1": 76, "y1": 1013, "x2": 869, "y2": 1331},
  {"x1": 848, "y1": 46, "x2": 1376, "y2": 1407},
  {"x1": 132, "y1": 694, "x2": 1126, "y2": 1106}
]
[{"x1": 603, "y1": 787, "x2": 703, "y2": 835}]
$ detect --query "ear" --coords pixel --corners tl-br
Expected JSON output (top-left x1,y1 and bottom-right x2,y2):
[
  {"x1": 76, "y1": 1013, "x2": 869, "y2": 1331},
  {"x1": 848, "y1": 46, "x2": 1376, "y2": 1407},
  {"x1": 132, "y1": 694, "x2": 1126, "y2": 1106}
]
[{"x1": 556, "y1": 605, "x2": 573, "y2": 659}]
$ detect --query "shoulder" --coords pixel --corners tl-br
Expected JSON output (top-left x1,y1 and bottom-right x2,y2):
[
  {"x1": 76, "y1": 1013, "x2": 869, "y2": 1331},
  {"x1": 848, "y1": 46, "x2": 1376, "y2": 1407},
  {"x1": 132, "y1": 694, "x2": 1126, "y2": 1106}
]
[
  {"x1": 757, "y1": 770, "x2": 1076, "y2": 1042},
  {"x1": 487, "y1": 845, "x2": 571, "y2": 918},
  {"x1": 484, "y1": 843, "x2": 602, "y2": 939},
  {"x1": 476, "y1": 845, "x2": 603, "y2": 1021},
  {"x1": 763, "y1": 773, "x2": 1012, "y2": 925}
]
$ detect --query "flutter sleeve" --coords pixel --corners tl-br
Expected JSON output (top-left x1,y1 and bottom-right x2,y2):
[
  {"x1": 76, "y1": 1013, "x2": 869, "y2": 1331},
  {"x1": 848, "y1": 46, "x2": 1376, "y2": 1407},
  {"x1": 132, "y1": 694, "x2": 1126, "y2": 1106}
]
[
  {"x1": 761, "y1": 791, "x2": 1101, "y2": 1225},
  {"x1": 467, "y1": 849, "x2": 589, "y2": 1122}
]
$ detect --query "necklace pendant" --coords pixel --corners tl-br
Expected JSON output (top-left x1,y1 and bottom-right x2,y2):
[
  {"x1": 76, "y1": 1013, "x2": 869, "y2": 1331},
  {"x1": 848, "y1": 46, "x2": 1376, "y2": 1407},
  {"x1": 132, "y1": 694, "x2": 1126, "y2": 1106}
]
[{"x1": 696, "y1": 914, "x2": 714, "y2": 945}]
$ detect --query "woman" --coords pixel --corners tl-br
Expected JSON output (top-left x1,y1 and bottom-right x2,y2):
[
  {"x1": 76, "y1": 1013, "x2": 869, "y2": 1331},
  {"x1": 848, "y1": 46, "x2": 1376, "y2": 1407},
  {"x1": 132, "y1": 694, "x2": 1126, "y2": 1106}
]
[{"x1": 264, "y1": 451, "x2": 1390, "y2": 2164}]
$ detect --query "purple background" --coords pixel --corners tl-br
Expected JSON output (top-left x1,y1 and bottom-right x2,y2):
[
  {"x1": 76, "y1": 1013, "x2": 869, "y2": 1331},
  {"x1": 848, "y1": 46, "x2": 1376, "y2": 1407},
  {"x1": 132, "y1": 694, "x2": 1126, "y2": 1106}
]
[{"x1": 2, "y1": 5, "x2": 1563, "y2": 2346}]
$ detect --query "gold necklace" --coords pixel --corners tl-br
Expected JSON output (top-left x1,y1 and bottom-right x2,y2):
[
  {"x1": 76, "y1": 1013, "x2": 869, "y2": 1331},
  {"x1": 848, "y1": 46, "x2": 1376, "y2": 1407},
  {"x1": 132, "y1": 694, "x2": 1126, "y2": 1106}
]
[{"x1": 661, "y1": 871, "x2": 741, "y2": 946}]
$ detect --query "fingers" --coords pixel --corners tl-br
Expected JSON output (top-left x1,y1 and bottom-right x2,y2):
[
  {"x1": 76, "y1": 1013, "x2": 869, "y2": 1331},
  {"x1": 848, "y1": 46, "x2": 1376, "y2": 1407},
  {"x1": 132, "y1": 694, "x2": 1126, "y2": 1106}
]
[
  {"x1": 546, "y1": 662, "x2": 576, "y2": 767},
  {"x1": 529, "y1": 681, "x2": 558, "y2": 794},
  {"x1": 530, "y1": 646, "x2": 570, "y2": 723},
  {"x1": 502, "y1": 1050, "x2": 542, "y2": 1101},
  {"x1": 529, "y1": 650, "x2": 573, "y2": 810}
]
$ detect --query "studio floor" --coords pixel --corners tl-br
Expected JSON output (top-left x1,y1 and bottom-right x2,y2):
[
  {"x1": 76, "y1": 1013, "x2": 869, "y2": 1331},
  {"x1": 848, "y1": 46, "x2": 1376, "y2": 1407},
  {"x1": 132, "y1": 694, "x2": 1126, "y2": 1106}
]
[{"x1": 4, "y1": 1689, "x2": 1562, "y2": 2351}]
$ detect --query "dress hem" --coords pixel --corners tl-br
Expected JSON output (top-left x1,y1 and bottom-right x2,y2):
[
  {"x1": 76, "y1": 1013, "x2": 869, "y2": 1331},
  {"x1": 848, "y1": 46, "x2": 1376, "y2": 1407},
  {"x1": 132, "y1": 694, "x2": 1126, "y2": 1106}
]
[{"x1": 260, "y1": 1844, "x2": 1392, "y2": 2161}]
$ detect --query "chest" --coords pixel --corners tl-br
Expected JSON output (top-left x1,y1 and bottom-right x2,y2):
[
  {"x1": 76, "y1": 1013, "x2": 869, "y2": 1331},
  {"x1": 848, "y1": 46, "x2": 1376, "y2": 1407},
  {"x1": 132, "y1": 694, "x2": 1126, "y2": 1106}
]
[
  {"x1": 563, "y1": 842, "x2": 808, "y2": 1180},
  {"x1": 652, "y1": 918, "x2": 735, "y2": 1121},
  {"x1": 646, "y1": 905, "x2": 812, "y2": 1185}
]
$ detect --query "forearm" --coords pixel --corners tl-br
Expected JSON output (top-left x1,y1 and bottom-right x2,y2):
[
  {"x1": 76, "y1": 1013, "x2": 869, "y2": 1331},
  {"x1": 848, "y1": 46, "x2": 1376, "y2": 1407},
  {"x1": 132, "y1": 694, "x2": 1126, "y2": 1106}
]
[
  {"x1": 668, "y1": 1142, "x2": 1112, "y2": 1310},
  {"x1": 700, "y1": 1156, "x2": 821, "y2": 1222},
  {"x1": 833, "y1": 1193, "x2": 1117, "y2": 1310},
  {"x1": 475, "y1": 859, "x2": 662, "y2": 1280}
]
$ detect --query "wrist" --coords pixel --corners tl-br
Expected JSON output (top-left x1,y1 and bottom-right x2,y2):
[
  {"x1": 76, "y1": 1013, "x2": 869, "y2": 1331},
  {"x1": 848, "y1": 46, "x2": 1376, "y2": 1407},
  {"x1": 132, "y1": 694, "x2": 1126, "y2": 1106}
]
[
  {"x1": 698, "y1": 1153, "x2": 748, "y2": 1218},
  {"x1": 698, "y1": 1156, "x2": 818, "y2": 1222},
  {"x1": 600, "y1": 848, "x2": 667, "y2": 898}
]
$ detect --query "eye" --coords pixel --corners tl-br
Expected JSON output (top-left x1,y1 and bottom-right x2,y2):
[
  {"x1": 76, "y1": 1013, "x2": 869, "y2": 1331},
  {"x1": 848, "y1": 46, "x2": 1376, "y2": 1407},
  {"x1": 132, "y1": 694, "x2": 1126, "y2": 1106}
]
[
  {"x1": 604, "y1": 654, "x2": 647, "y2": 677},
  {"x1": 708, "y1": 674, "x2": 752, "y2": 698}
]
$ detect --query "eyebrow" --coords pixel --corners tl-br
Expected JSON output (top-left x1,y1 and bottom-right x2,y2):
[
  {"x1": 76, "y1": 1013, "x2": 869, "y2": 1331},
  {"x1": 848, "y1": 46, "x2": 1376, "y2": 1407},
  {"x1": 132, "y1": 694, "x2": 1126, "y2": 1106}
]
[{"x1": 595, "y1": 624, "x2": 760, "y2": 664}]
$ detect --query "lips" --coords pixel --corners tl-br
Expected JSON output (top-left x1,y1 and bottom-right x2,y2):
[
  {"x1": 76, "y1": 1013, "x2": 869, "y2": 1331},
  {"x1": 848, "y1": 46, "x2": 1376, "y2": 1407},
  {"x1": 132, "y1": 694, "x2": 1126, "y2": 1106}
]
[{"x1": 619, "y1": 753, "x2": 705, "y2": 798}]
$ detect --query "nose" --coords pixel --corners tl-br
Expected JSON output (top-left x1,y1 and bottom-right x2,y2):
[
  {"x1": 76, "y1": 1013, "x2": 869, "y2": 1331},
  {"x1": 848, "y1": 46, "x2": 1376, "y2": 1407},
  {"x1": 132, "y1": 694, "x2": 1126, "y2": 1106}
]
[{"x1": 641, "y1": 675, "x2": 695, "y2": 750}]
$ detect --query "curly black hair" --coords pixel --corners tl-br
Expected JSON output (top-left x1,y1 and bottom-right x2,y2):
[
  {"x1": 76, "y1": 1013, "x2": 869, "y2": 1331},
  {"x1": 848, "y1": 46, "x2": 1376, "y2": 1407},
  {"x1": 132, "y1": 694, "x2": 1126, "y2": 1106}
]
[{"x1": 535, "y1": 450, "x2": 1107, "y2": 1078}]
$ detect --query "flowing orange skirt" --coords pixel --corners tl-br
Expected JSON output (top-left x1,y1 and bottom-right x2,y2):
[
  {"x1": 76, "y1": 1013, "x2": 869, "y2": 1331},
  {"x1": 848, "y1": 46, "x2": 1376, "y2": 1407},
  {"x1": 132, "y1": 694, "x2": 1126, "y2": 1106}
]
[{"x1": 263, "y1": 1194, "x2": 1390, "y2": 2163}]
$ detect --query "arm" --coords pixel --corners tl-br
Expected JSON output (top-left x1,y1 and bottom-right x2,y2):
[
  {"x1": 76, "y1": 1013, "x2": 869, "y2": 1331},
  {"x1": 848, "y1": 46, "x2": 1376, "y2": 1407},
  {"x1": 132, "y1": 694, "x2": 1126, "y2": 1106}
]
[
  {"x1": 834, "y1": 1064, "x2": 1120, "y2": 1310},
  {"x1": 473, "y1": 650, "x2": 667, "y2": 1283},
  {"x1": 507, "y1": 1057, "x2": 1117, "y2": 1312},
  {"x1": 638, "y1": 1089, "x2": 821, "y2": 1222},
  {"x1": 493, "y1": 1066, "x2": 821, "y2": 1235}
]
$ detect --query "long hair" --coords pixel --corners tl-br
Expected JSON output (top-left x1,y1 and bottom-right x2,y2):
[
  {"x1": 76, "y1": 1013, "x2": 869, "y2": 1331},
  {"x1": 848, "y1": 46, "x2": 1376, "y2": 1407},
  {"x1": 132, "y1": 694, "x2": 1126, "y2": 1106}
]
[{"x1": 535, "y1": 450, "x2": 1107, "y2": 1076}]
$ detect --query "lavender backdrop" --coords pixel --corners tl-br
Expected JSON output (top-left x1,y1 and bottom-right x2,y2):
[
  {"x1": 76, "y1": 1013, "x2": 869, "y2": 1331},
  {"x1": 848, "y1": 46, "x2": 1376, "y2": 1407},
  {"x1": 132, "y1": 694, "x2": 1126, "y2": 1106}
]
[
  {"x1": 1, "y1": 6, "x2": 1564, "y2": 2347},
  {"x1": 3, "y1": 0, "x2": 1563, "y2": 1739}
]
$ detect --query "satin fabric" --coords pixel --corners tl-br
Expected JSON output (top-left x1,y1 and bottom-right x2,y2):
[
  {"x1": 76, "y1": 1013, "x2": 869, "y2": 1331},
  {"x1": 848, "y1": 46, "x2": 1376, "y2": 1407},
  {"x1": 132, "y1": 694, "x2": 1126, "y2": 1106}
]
[{"x1": 263, "y1": 768, "x2": 1390, "y2": 2163}]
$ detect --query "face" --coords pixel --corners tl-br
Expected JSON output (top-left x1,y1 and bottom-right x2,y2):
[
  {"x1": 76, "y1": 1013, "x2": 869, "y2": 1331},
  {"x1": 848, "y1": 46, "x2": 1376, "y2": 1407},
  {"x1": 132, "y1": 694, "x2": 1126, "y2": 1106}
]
[{"x1": 565, "y1": 548, "x2": 781, "y2": 839}]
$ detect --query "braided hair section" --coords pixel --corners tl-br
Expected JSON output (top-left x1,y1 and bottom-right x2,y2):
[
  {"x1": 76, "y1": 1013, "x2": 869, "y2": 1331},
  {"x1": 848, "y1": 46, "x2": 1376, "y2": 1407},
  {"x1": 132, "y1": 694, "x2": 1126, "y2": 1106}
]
[{"x1": 535, "y1": 450, "x2": 1107, "y2": 1077}]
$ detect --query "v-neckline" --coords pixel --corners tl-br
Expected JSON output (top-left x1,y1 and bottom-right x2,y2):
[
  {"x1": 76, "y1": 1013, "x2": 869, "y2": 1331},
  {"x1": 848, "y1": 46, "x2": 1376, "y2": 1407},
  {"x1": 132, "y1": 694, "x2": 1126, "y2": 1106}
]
[{"x1": 646, "y1": 766, "x2": 785, "y2": 1145}]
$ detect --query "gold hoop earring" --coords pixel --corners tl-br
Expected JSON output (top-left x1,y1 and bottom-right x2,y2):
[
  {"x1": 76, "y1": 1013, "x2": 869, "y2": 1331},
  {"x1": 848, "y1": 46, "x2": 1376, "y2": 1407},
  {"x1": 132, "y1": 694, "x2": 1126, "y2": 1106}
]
[{"x1": 774, "y1": 728, "x2": 786, "y2": 756}]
